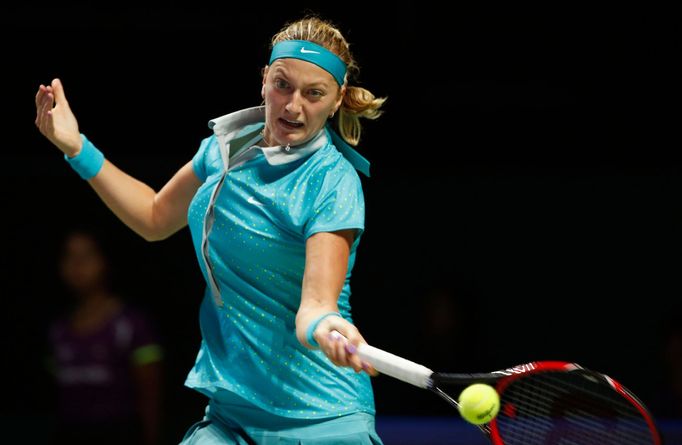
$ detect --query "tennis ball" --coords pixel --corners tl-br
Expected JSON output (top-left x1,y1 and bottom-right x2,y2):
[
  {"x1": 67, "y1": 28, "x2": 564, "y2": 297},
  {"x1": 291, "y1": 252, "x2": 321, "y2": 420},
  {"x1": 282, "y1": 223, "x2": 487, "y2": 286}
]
[{"x1": 458, "y1": 383, "x2": 500, "y2": 425}]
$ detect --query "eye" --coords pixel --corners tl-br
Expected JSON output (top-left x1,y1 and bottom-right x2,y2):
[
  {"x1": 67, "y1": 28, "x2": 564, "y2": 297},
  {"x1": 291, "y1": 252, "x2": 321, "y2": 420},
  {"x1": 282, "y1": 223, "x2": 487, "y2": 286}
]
[
  {"x1": 308, "y1": 89, "x2": 325, "y2": 99},
  {"x1": 274, "y1": 78, "x2": 290, "y2": 89}
]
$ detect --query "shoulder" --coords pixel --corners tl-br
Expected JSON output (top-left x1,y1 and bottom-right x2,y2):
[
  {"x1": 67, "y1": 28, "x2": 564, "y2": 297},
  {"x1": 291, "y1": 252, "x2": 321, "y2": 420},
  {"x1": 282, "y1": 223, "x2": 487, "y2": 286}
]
[
  {"x1": 308, "y1": 143, "x2": 362, "y2": 185},
  {"x1": 298, "y1": 143, "x2": 364, "y2": 212},
  {"x1": 193, "y1": 134, "x2": 222, "y2": 180},
  {"x1": 197, "y1": 133, "x2": 219, "y2": 155}
]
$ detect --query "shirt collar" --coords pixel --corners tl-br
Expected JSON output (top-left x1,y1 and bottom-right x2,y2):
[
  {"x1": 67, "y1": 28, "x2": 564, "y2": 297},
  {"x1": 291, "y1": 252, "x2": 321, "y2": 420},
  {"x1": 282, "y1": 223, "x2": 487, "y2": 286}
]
[
  {"x1": 257, "y1": 124, "x2": 329, "y2": 165},
  {"x1": 208, "y1": 106, "x2": 370, "y2": 177}
]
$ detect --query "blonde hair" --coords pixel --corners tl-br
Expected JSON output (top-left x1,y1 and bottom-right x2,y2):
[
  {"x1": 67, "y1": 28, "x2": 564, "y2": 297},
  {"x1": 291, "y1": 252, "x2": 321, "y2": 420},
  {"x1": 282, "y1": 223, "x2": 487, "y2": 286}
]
[{"x1": 271, "y1": 16, "x2": 386, "y2": 146}]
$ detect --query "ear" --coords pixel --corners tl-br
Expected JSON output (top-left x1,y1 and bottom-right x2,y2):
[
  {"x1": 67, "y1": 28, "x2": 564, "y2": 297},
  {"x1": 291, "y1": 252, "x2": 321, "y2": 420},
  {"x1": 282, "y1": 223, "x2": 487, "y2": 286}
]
[
  {"x1": 333, "y1": 84, "x2": 346, "y2": 113},
  {"x1": 262, "y1": 65, "x2": 269, "y2": 85},
  {"x1": 261, "y1": 65, "x2": 269, "y2": 99}
]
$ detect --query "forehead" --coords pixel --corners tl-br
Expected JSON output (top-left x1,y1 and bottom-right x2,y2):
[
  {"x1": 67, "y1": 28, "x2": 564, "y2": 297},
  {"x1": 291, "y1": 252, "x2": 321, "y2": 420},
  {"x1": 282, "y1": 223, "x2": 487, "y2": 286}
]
[{"x1": 269, "y1": 59, "x2": 336, "y2": 87}]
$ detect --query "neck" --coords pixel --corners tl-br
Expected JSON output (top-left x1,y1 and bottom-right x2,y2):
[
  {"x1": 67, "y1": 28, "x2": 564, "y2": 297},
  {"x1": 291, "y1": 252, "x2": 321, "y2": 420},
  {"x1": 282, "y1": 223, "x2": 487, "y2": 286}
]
[
  {"x1": 262, "y1": 126, "x2": 326, "y2": 150},
  {"x1": 260, "y1": 127, "x2": 274, "y2": 147},
  {"x1": 261, "y1": 127, "x2": 290, "y2": 150}
]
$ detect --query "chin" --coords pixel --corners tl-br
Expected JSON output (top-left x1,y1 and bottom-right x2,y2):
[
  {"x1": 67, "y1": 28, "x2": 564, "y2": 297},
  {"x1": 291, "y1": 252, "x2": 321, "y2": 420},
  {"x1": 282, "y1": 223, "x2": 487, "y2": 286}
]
[{"x1": 275, "y1": 132, "x2": 307, "y2": 147}]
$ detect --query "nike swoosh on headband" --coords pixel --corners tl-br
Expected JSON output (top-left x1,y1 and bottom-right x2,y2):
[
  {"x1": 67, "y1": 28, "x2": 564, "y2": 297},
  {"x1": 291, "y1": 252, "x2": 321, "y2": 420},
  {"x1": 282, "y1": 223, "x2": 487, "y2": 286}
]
[{"x1": 270, "y1": 40, "x2": 347, "y2": 86}]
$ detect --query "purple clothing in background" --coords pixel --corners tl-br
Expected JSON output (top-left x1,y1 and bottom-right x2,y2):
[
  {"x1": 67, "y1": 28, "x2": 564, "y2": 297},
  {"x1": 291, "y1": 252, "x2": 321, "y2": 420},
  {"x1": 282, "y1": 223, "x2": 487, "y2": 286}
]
[{"x1": 48, "y1": 306, "x2": 159, "y2": 424}]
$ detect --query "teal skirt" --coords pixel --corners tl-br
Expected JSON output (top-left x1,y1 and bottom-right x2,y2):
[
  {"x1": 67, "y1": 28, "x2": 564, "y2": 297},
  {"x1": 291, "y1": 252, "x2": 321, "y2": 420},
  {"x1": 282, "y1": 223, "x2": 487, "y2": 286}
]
[{"x1": 179, "y1": 390, "x2": 383, "y2": 445}]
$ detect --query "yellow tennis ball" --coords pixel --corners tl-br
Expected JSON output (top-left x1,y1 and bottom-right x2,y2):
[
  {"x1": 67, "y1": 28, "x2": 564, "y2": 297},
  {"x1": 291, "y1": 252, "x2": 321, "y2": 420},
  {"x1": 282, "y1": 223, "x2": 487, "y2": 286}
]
[{"x1": 458, "y1": 383, "x2": 500, "y2": 425}]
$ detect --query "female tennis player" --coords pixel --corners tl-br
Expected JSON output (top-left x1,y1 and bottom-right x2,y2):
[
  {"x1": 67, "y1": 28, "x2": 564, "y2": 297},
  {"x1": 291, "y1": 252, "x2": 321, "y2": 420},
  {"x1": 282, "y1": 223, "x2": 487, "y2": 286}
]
[{"x1": 35, "y1": 16, "x2": 385, "y2": 444}]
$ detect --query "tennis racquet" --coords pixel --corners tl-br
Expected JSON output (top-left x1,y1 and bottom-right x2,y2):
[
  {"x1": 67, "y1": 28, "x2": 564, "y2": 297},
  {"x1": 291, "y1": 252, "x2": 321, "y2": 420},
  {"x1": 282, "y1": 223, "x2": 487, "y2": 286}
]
[{"x1": 339, "y1": 333, "x2": 662, "y2": 444}]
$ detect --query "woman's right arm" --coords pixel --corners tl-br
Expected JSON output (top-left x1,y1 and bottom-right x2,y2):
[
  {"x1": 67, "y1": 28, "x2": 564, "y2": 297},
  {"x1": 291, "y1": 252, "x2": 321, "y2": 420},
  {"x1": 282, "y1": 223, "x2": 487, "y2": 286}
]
[{"x1": 35, "y1": 79, "x2": 202, "y2": 241}]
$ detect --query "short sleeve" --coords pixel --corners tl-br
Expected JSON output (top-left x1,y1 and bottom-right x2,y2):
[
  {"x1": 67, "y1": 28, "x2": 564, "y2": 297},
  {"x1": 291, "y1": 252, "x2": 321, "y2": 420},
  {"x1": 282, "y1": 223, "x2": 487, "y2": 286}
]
[
  {"x1": 122, "y1": 310, "x2": 163, "y2": 366},
  {"x1": 192, "y1": 135, "x2": 215, "y2": 183},
  {"x1": 304, "y1": 165, "x2": 365, "y2": 239}
]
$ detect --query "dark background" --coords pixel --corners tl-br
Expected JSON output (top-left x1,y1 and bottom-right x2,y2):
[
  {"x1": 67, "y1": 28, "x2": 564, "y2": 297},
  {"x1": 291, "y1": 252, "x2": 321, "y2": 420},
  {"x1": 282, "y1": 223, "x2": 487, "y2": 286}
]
[{"x1": 2, "y1": 3, "x2": 680, "y2": 443}]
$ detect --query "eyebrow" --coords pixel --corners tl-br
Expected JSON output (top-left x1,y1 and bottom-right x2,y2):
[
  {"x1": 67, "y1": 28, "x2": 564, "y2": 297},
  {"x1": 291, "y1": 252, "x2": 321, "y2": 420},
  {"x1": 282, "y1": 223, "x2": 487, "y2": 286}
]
[{"x1": 271, "y1": 66, "x2": 331, "y2": 89}]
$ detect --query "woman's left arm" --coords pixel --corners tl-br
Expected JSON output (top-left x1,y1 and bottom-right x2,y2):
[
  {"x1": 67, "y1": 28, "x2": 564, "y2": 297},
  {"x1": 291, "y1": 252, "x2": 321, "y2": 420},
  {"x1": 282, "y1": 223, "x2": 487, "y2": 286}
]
[{"x1": 296, "y1": 230, "x2": 372, "y2": 374}]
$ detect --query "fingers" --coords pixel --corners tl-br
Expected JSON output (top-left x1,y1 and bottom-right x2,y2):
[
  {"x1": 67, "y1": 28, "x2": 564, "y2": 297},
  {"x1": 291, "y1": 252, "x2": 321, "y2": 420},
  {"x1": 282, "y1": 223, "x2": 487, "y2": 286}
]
[
  {"x1": 51, "y1": 78, "x2": 68, "y2": 104},
  {"x1": 35, "y1": 84, "x2": 45, "y2": 108},
  {"x1": 344, "y1": 339, "x2": 378, "y2": 376},
  {"x1": 327, "y1": 332, "x2": 363, "y2": 372},
  {"x1": 35, "y1": 80, "x2": 63, "y2": 131},
  {"x1": 35, "y1": 83, "x2": 55, "y2": 129},
  {"x1": 45, "y1": 106, "x2": 55, "y2": 135},
  {"x1": 36, "y1": 92, "x2": 54, "y2": 133},
  {"x1": 35, "y1": 84, "x2": 54, "y2": 104},
  {"x1": 310, "y1": 315, "x2": 377, "y2": 375},
  {"x1": 35, "y1": 85, "x2": 47, "y2": 126},
  {"x1": 342, "y1": 334, "x2": 366, "y2": 373},
  {"x1": 42, "y1": 92, "x2": 54, "y2": 117},
  {"x1": 320, "y1": 328, "x2": 375, "y2": 375}
]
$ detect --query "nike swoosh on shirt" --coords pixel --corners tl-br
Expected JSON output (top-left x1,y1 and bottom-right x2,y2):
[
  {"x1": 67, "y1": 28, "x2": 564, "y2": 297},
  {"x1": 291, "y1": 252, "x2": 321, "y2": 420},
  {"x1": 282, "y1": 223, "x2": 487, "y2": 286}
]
[
  {"x1": 247, "y1": 196, "x2": 265, "y2": 206},
  {"x1": 300, "y1": 47, "x2": 321, "y2": 54}
]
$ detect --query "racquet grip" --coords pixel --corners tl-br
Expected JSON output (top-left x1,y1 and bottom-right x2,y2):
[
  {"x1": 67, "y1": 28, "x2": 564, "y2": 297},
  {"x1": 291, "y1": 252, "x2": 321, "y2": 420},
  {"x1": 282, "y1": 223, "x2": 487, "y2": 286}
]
[
  {"x1": 356, "y1": 343, "x2": 434, "y2": 389},
  {"x1": 329, "y1": 331, "x2": 433, "y2": 388}
]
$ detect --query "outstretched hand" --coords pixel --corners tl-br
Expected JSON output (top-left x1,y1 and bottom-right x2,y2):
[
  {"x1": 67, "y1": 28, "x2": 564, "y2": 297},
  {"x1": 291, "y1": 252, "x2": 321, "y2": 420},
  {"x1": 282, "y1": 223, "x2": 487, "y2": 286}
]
[{"x1": 34, "y1": 78, "x2": 82, "y2": 157}]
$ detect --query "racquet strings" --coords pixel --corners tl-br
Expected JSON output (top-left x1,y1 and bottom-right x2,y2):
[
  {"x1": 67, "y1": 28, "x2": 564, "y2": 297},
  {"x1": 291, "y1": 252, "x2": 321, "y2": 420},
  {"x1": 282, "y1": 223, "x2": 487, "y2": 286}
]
[{"x1": 495, "y1": 370, "x2": 657, "y2": 445}]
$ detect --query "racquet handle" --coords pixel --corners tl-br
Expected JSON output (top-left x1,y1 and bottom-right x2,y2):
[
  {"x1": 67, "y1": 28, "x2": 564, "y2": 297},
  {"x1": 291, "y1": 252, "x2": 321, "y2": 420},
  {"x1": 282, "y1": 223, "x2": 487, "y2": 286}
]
[
  {"x1": 330, "y1": 331, "x2": 433, "y2": 388},
  {"x1": 358, "y1": 343, "x2": 434, "y2": 388}
]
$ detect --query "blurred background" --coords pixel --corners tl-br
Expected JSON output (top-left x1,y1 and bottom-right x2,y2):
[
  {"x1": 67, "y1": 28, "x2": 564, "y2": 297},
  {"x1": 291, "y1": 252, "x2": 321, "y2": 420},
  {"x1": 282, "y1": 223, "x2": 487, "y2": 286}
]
[{"x1": 2, "y1": 3, "x2": 680, "y2": 444}]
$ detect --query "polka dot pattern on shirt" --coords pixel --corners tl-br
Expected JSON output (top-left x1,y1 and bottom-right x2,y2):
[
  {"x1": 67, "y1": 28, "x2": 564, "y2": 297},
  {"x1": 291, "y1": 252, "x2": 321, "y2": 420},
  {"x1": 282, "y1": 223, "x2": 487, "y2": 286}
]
[{"x1": 185, "y1": 132, "x2": 374, "y2": 419}]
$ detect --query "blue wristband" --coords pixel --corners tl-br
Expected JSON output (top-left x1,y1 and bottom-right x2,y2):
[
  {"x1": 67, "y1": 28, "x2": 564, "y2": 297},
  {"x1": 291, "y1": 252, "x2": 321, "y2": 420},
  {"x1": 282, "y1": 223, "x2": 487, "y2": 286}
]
[
  {"x1": 64, "y1": 134, "x2": 105, "y2": 180},
  {"x1": 305, "y1": 311, "x2": 342, "y2": 348}
]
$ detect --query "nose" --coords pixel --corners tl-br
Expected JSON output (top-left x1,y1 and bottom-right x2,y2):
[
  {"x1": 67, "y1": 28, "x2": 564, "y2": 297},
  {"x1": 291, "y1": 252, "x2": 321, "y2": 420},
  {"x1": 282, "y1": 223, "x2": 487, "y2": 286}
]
[{"x1": 285, "y1": 90, "x2": 303, "y2": 114}]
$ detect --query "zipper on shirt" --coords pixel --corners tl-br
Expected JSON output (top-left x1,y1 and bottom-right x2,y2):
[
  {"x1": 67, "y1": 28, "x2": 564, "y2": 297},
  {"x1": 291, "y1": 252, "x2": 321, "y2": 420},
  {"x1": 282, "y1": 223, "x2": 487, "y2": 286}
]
[
  {"x1": 201, "y1": 173, "x2": 226, "y2": 306},
  {"x1": 199, "y1": 132, "x2": 263, "y2": 308}
]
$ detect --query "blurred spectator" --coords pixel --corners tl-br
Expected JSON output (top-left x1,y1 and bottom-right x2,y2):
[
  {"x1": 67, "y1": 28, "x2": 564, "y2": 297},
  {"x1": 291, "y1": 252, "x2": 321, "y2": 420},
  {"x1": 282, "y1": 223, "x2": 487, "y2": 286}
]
[{"x1": 47, "y1": 229, "x2": 163, "y2": 445}]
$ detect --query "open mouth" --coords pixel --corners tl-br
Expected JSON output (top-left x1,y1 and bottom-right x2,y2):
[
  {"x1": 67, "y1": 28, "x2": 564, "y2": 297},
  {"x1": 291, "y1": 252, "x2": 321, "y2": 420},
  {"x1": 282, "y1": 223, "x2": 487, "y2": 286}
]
[{"x1": 279, "y1": 118, "x2": 304, "y2": 130}]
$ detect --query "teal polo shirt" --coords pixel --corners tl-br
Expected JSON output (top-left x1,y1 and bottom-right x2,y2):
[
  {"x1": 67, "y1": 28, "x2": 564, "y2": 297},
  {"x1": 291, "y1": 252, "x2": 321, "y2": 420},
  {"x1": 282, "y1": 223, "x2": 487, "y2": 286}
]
[{"x1": 184, "y1": 106, "x2": 375, "y2": 419}]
